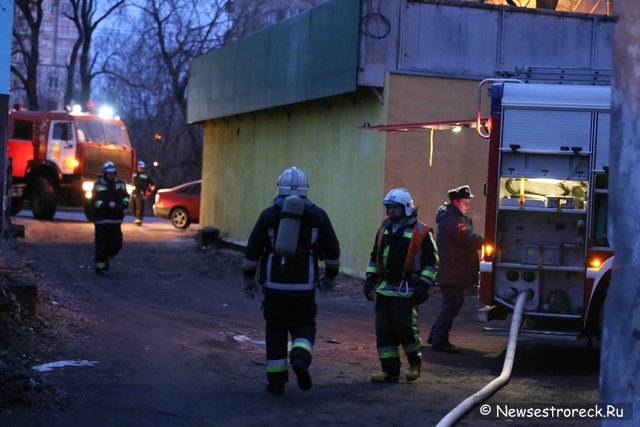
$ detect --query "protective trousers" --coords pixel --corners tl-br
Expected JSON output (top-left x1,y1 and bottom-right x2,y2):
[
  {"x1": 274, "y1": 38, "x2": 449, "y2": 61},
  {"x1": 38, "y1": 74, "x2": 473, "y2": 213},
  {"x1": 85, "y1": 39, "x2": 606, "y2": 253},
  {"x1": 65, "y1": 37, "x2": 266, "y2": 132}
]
[
  {"x1": 428, "y1": 285, "x2": 465, "y2": 345},
  {"x1": 375, "y1": 294, "x2": 422, "y2": 375},
  {"x1": 94, "y1": 224, "x2": 123, "y2": 266},
  {"x1": 131, "y1": 192, "x2": 147, "y2": 221},
  {"x1": 262, "y1": 295, "x2": 316, "y2": 387}
]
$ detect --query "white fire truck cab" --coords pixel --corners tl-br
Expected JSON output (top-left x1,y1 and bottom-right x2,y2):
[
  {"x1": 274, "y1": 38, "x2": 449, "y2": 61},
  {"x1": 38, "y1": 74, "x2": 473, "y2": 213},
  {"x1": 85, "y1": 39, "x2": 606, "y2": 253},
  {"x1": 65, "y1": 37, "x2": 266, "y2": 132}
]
[
  {"x1": 8, "y1": 107, "x2": 136, "y2": 220},
  {"x1": 477, "y1": 80, "x2": 612, "y2": 340}
]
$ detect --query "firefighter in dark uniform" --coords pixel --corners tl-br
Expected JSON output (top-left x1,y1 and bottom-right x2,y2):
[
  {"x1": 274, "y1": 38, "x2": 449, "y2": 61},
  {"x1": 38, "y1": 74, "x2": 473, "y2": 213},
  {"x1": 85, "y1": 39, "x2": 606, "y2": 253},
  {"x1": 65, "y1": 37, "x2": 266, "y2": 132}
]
[
  {"x1": 91, "y1": 161, "x2": 130, "y2": 275},
  {"x1": 130, "y1": 160, "x2": 156, "y2": 226},
  {"x1": 427, "y1": 185, "x2": 484, "y2": 353},
  {"x1": 242, "y1": 166, "x2": 340, "y2": 395},
  {"x1": 365, "y1": 188, "x2": 438, "y2": 383}
]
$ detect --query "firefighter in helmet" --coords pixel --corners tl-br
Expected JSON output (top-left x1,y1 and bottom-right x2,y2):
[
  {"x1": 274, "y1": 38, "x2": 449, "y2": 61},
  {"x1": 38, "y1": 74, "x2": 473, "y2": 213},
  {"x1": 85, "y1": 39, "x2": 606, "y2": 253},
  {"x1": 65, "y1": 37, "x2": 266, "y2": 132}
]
[
  {"x1": 242, "y1": 166, "x2": 341, "y2": 395},
  {"x1": 130, "y1": 160, "x2": 156, "y2": 226},
  {"x1": 90, "y1": 161, "x2": 130, "y2": 275},
  {"x1": 365, "y1": 188, "x2": 438, "y2": 382}
]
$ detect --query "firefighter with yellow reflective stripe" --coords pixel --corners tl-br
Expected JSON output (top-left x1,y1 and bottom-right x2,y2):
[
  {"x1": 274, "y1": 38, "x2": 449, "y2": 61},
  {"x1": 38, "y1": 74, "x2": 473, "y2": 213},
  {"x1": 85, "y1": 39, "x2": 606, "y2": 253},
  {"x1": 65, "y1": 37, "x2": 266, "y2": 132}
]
[
  {"x1": 365, "y1": 188, "x2": 438, "y2": 383},
  {"x1": 242, "y1": 167, "x2": 340, "y2": 395},
  {"x1": 90, "y1": 161, "x2": 130, "y2": 275}
]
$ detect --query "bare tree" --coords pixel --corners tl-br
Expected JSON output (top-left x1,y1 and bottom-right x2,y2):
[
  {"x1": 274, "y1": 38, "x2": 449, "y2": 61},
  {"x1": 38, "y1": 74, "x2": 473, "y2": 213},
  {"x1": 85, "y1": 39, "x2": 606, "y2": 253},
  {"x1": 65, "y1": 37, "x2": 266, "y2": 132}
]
[
  {"x1": 94, "y1": 0, "x2": 230, "y2": 186},
  {"x1": 63, "y1": 0, "x2": 126, "y2": 108},
  {"x1": 11, "y1": 0, "x2": 45, "y2": 109},
  {"x1": 93, "y1": 0, "x2": 326, "y2": 186}
]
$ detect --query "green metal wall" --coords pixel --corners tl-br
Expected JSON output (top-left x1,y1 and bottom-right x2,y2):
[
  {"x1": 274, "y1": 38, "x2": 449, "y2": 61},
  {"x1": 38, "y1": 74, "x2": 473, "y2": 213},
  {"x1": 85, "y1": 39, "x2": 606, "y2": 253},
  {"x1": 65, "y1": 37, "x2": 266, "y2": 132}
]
[
  {"x1": 188, "y1": 0, "x2": 360, "y2": 123},
  {"x1": 200, "y1": 88, "x2": 386, "y2": 276}
]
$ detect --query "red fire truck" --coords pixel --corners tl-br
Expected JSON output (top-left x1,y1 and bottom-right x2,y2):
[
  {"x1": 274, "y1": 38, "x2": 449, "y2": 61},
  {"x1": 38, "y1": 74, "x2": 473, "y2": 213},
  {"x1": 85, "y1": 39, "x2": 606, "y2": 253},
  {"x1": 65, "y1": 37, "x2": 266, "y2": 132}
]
[
  {"x1": 7, "y1": 106, "x2": 136, "y2": 220},
  {"x1": 477, "y1": 80, "x2": 613, "y2": 340}
]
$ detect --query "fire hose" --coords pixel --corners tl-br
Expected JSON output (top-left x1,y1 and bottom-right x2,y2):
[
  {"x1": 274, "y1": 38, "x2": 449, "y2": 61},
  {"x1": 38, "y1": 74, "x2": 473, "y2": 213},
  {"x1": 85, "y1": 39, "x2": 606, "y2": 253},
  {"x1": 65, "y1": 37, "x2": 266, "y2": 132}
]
[{"x1": 435, "y1": 289, "x2": 532, "y2": 427}]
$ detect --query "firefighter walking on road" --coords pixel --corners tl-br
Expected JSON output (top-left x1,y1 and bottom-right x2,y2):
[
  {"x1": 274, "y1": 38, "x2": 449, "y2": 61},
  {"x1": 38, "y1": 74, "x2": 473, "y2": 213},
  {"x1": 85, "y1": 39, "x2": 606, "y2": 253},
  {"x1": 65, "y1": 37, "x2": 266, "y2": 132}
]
[
  {"x1": 242, "y1": 166, "x2": 341, "y2": 395},
  {"x1": 91, "y1": 161, "x2": 130, "y2": 275},
  {"x1": 365, "y1": 188, "x2": 438, "y2": 383},
  {"x1": 130, "y1": 160, "x2": 156, "y2": 226},
  {"x1": 427, "y1": 185, "x2": 484, "y2": 353}
]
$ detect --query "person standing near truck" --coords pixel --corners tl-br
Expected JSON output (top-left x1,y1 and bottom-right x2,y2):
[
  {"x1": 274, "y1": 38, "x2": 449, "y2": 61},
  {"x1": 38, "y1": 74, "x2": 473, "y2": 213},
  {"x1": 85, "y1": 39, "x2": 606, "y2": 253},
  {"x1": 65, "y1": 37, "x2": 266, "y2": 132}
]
[
  {"x1": 130, "y1": 160, "x2": 156, "y2": 226},
  {"x1": 364, "y1": 188, "x2": 438, "y2": 383},
  {"x1": 427, "y1": 185, "x2": 484, "y2": 353},
  {"x1": 91, "y1": 161, "x2": 130, "y2": 275}
]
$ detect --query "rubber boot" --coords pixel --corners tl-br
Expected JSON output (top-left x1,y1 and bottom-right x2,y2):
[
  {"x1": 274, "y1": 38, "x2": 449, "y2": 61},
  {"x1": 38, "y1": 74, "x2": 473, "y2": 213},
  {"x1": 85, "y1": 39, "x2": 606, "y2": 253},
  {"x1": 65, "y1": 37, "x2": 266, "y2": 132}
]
[{"x1": 370, "y1": 371, "x2": 399, "y2": 383}]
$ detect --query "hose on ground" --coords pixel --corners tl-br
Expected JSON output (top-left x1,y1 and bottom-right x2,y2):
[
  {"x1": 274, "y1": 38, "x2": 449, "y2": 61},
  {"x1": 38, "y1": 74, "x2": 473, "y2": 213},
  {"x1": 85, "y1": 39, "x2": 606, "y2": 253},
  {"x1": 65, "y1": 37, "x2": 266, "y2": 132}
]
[{"x1": 435, "y1": 290, "x2": 531, "y2": 427}]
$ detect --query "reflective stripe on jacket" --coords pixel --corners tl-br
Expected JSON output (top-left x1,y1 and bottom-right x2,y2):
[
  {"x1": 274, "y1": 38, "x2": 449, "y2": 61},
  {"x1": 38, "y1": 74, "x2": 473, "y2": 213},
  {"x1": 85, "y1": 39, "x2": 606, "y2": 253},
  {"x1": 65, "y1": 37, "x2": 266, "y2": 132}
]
[{"x1": 366, "y1": 217, "x2": 438, "y2": 298}]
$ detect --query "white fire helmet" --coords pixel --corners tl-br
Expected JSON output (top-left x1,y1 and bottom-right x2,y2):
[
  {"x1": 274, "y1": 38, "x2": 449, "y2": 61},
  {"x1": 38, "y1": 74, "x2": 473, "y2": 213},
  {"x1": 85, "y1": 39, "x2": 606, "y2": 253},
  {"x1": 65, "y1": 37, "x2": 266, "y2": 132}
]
[
  {"x1": 101, "y1": 161, "x2": 117, "y2": 175},
  {"x1": 277, "y1": 166, "x2": 309, "y2": 197},
  {"x1": 137, "y1": 160, "x2": 145, "y2": 168},
  {"x1": 383, "y1": 188, "x2": 415, "y2": 216}
]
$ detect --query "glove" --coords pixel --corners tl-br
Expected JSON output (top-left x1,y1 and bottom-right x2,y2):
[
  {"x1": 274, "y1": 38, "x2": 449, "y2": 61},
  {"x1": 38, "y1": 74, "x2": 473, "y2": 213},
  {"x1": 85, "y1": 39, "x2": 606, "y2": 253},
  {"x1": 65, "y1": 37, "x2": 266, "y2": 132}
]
[
  {"x1": 364, "y1": 273, "x2": 378, "y2": 301},
  {"x1": 318, "y1": 274, "x2": 335, "y2": 294},
  {"x1": 108, "y1": 201, "x2": 116, "y2": 209},
  {"x1": 243, "y1": 277, "x2": 259, "y2": 299},
  {"x1": 413, "y1": 278, "x2": 433, "y2": 305}
]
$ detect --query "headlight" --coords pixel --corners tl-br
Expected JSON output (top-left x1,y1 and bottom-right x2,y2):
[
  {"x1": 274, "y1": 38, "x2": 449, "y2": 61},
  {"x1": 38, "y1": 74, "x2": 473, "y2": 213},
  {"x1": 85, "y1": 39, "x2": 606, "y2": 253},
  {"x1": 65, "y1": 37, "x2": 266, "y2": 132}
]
[
  {"x1": 126, "y1": 184, "x2": 134, "y2": 194},
  {"x1": 82, "y1": 181, "x2": 94, "y2": 192},
  {"x1": 82, "y1": 181, "x2": 95, "y2": 199}
]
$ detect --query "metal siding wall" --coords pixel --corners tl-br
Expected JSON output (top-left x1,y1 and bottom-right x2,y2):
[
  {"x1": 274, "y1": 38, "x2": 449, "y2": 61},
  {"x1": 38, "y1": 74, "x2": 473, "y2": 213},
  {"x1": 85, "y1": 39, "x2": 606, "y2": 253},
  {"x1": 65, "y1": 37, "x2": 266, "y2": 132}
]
[
  {"x1": 499, "y1": 13, "x2": 596, "y2": 70},
  {"x1": 593, "y1": 19, "x2": 613, "y2": 68},
  {"x1": 359, "y1": 2, "x2": 613, "y2": 86},
  {"x1": 200, "y1": 90, "x2": 387, "y2": 276},
  {"x1": 187, "y1": 0, "x2": 360, "y2": 123},
  {"x1": 401, "y1": 5, "x2": 499, "y2": 77}
]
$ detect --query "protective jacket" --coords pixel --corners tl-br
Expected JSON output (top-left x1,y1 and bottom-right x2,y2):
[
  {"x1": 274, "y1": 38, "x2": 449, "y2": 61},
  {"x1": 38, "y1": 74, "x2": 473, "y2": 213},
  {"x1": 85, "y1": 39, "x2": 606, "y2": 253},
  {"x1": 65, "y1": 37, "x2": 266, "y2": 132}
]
[
  {"x1": 131, "y1": 172, "x2": 156, "y2": 197},
  {"x1": 434, "y1": 202, "x2": 484, "y2": 287},
  {"x1": 366, "y1": 216, "x2": 438, "y2": 298},
  {"x1": 91, "y1": 177, "x2": 130, "y2": 224},
  {"x1": 243, "y1": 196, "x2": 340, "y2": 297}
]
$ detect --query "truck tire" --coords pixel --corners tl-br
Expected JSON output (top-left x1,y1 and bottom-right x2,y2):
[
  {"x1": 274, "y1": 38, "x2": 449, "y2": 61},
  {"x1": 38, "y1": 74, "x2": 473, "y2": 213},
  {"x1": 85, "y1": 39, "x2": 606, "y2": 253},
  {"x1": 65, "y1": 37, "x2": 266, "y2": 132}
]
[{"x1": 31, "y1": 176, "x2": 57, "y2": 220}]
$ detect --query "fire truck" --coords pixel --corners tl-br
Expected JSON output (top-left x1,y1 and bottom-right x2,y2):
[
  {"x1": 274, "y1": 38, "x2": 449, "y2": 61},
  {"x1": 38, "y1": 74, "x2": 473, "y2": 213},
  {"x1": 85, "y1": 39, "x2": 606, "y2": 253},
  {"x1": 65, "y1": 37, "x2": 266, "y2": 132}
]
[
  {"x1": 7, "y1": 106, "x2": 136, "y2": 220},
  {"x1": 477, "y1": 80, "x2": 613, "y2": 340}
]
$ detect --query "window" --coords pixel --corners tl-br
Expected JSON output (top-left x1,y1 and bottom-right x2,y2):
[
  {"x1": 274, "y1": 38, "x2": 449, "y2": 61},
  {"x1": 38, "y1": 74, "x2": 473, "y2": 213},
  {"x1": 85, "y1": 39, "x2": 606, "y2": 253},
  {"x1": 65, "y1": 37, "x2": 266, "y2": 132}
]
[
  {"x1": 48, "y1": 76, "x2": 59, "y2": 89},
  {"x1": 12, "y1": 120, "x2": 34, "y2": 140},
  {"x1": 76, "y1": 121, "x2": 131, "y2": 147},
  {"x1": 52, "y1": 122, "x2": 71, "y2": 140}
]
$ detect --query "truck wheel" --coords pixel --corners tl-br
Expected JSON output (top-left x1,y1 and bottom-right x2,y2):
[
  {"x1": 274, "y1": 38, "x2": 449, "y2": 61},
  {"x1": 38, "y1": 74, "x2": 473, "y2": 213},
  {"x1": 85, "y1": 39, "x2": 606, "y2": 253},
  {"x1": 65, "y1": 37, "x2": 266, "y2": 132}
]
[
  {"x1": 31, "y1": 176, "x2": 57, "y2": 220},
  {"x1": 10, "y1": 197, "x2": 24, "y2": 215},
  {"x1": 170, "y1": 207, "x2": 191, "y2": 229},
  {"x1": 84, "y1": 202, "x2": 94, "y2": 222}
]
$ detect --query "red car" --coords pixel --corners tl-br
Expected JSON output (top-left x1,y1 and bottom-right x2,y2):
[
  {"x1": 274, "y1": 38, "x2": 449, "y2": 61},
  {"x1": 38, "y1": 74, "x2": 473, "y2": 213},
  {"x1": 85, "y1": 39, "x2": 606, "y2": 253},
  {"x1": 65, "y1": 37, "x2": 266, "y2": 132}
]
[{"x1": 153, "y1": 180, "x2": 201, "y2": 229}]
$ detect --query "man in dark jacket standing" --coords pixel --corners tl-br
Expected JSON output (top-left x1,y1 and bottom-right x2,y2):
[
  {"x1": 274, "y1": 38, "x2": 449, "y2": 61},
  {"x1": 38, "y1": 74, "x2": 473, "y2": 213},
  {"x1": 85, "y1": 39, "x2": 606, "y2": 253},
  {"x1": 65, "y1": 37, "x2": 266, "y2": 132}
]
[
  {"x1": 428, "y1": 185, "x2": 484, "y2": 353},
  {"x1": 91, "y1": 161, "x2": 130, "y2": 275},
  {"x1": 242, "y1": 166, "x2": 340, "y2": 395}
]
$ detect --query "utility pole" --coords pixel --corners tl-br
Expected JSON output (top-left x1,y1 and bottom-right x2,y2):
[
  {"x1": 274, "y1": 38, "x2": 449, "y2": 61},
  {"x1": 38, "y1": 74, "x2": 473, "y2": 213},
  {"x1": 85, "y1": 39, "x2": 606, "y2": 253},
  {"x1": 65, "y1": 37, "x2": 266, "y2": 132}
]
[{"x1": 600, "y1": 1, "x2": 640, "y2": 425}]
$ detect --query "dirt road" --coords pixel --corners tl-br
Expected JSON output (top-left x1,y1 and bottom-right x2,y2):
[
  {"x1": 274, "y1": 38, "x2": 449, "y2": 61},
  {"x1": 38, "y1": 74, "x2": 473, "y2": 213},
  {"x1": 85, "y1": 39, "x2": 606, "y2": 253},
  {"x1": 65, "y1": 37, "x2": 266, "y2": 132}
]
[{"x1": 0, "y1": 212, "x2": 599, "y2": 426}]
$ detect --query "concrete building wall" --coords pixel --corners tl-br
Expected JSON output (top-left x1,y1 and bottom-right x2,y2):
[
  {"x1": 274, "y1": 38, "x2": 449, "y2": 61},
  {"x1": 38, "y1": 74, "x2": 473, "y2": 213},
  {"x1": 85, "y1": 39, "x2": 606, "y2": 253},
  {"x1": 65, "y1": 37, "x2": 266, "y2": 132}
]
[
  {"x1": 358, "y1": 0, "x2": 613, "y2": 87},
  {"x1": 200, "y1": 88, "x2": 387, "y2": 275}
]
